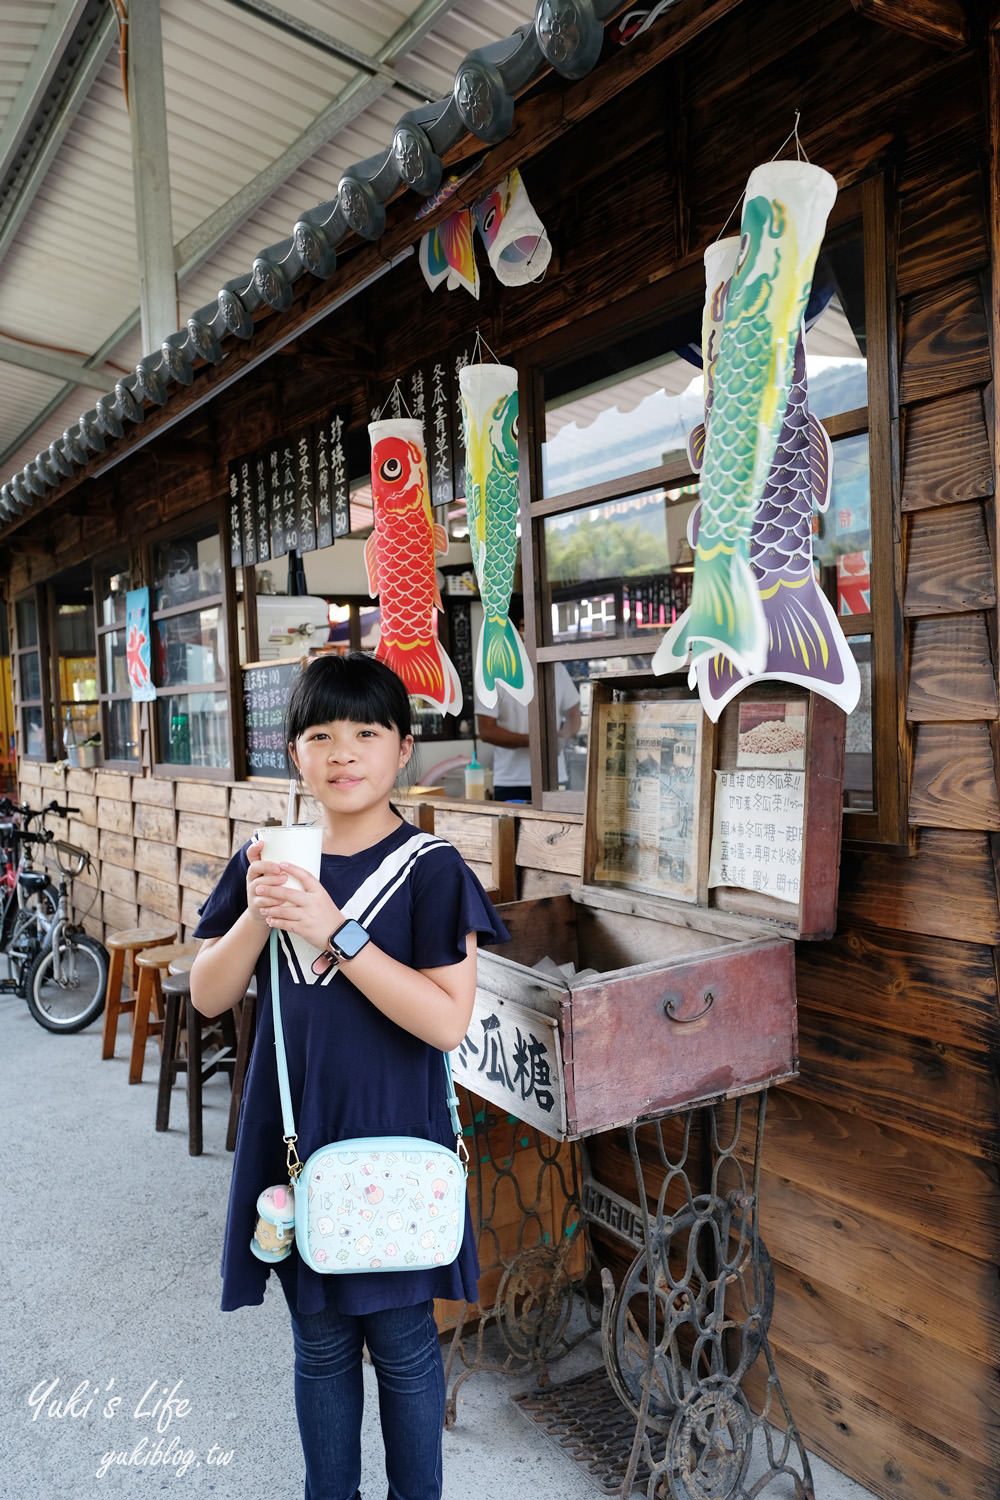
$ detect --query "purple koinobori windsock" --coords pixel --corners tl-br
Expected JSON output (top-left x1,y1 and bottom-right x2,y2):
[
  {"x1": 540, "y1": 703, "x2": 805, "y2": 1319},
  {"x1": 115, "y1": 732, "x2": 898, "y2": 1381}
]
[
  {"x1": 665, "y1": 217, "x2": 860, "y2": 719},
  {"x1": 653, "y1": 160, "x2": 840, "y2": 702}
]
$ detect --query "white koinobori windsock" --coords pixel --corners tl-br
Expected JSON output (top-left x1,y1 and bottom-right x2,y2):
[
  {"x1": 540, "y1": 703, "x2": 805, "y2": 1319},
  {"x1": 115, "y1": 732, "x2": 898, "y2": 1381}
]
[
  {"x1": 472, "y1": 169, "x2": 552, "y2": 287},
  {"x1": 459, "y1": 362, "x2": 532, "y2": 710}
]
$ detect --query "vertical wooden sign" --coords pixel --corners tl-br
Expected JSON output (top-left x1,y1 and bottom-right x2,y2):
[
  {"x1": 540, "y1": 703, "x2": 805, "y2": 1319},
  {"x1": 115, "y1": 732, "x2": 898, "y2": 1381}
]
[
  {"x1": 314, "y1": 420, "x2": 333, "y2": 551},
  {"x1": 239, "y1": 457, "x2": 257, "y2": 568},
  {"x1": 227, "y1": 461, "x2": 243, "y2": 569},
  {"x1": 268, "y1": 444, "x2": 286, "y2": 558},
  {"x1": 450, "y1": 339, "x2": 475, "y2": 503},
  {"x1": 254, "y1": 456, "x2": 271, "y2": 565},
  {"x1": 406, "y1": 364, "x2": 428, "y2": 430},
  {"x1": 428, "y1": 357, "x2": 452, "y2": 509},
  {"x1": 328, "y1": 410, "x2": 351, "y2": 539},
  {"x1": 295, "y1": 429, "x2": 317, "y2": 554},
  {"x1": 281, "y1": 443, "x2": 298, "y2": 554}
]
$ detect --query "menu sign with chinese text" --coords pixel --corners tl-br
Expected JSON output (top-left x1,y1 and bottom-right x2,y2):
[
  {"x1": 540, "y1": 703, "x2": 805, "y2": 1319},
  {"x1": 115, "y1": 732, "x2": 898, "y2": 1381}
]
[
  {"x1": 708, "y1": 769, "x2": 805, "y2": 904},
  {"x1": 451, "y1": 991, "x2": 565, "y2": 1137},
  {"x1": 243, "y1": 659, "x2": 300, "y2": 778},
  {"x1": 591, "y1": 698, "x2": 707, "y2": 903}
]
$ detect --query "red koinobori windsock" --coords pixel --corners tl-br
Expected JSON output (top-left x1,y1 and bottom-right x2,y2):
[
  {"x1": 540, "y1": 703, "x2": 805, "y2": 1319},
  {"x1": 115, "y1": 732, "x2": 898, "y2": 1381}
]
[{"x1": 366, "y1": 419, "x2": 462, "y2": 714}]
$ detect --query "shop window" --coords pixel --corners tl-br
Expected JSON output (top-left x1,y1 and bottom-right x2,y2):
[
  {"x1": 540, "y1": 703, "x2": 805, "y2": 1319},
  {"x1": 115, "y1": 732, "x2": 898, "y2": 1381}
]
[
  {"x1": 54, "y1": 596, "x2": 99, "y2": 757},
  {"x1": 12, "y1": 591, "x2": 50, "y2": 761},
  {"x1": 527, "y1": 181, "x2": 903, "y2": 843},
  {"x1": 150, "y1": 526, "x2": 231, "y2": 775},
  {"x1": 95, "y1": 559, "x2": 141, "y2": 765}
]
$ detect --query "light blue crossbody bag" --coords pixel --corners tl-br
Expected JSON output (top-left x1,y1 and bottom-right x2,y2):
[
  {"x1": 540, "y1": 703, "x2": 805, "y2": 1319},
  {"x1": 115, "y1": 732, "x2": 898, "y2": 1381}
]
[{"x1": 250, "y1": 833, "x2": 469, "y2": 1275}]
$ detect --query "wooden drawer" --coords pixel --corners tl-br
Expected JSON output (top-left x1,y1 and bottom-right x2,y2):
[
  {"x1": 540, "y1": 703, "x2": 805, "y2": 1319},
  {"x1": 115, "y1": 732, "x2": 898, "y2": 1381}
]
[{"x1": 463, "y1": 894, "x2": 796, "y2": 1139}]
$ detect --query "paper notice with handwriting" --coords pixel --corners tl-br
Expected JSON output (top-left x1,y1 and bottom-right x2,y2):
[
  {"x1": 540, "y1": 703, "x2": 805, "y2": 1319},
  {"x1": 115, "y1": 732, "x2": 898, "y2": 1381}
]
[{"x1": 707, "y1": 769, "x2": 804, "y2": 904}]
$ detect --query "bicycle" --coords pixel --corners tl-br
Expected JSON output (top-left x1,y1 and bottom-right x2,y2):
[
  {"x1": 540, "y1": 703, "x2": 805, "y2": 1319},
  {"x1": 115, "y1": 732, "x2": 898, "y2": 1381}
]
[
  {"x1": 0, "y1": 796, "x2": 60, "y2": 964},
  {"x1": 0, "y1": 797, "x2": 109, "y2": 1033}
]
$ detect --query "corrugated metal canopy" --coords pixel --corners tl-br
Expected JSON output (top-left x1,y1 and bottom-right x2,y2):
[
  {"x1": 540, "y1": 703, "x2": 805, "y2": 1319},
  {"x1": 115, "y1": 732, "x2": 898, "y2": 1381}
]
[{"x1": 1, "y1": 0, "x2": 599, "y2": 505}]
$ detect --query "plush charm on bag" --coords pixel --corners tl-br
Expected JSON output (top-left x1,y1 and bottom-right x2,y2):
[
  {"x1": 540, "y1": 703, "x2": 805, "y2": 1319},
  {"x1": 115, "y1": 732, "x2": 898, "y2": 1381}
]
[
  {"x1": 458, "y1": 362, "x2": 533, "y2": 710},
  {"x1": 366, "y1": 419, "x2": 462, "y2": 715}
]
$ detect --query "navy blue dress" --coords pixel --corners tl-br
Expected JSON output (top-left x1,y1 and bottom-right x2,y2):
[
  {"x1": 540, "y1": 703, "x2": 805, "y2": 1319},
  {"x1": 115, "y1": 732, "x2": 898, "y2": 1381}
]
[{"x1": 193, "y1": 819, "x2": 509, "y2": 1315}]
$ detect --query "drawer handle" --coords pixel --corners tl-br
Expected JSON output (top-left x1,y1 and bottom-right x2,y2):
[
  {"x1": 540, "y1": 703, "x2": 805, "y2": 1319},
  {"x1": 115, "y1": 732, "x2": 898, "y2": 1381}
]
[{"x1": 663, "y1": 990, "x2": 715, "y2": 1024}]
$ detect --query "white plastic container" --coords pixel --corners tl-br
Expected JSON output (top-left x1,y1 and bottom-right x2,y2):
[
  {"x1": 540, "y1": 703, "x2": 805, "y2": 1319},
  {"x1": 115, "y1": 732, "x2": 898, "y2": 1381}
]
[{"x1": 464, "y1": 756, "x2": 486, "y2": 801}]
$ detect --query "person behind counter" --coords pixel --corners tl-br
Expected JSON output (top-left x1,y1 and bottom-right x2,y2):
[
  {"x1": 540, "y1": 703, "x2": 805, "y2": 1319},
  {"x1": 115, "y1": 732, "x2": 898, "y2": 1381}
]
[
  {"x1": 474, "y1": 594, "x2": 581, "y2": 802},
  {"x1": 189, "y1": 652, "x2": 509, "y2": 1500}
]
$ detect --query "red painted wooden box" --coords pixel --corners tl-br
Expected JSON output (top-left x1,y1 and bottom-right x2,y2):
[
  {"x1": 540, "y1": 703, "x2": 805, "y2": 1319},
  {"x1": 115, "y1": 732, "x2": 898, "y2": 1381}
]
[{"x1": 454, "y1": 676, "x2": 845, "y2": 1140}]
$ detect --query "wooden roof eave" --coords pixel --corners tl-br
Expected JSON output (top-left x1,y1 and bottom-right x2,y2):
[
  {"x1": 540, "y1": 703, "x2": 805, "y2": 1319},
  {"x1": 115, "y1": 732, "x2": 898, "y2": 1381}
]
[{"x1": 0, "y1": 0, "x2": 751, "y2": 545}]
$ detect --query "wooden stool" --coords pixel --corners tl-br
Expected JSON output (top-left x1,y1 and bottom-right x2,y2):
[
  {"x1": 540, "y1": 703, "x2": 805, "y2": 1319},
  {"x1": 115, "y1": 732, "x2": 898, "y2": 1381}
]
[
  {"x1": 101, "y1": 924, "x2": 177, "y2": 1061},
  {"x1": 129, "y1": 941, "x2": 199, "y2": 1085},
  {"x1": 155, "y1": 972, "x2": 237, "y2": 1155},
  {"x1": 226, "y1": 977, "x2": 257, "y2": 1152}
]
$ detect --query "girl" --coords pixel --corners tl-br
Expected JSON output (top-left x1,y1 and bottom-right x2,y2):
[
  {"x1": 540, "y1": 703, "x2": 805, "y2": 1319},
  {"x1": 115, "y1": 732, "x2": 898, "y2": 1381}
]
[{"x1": 190, "y1": 652, "x2": 508, "y2": 1500}]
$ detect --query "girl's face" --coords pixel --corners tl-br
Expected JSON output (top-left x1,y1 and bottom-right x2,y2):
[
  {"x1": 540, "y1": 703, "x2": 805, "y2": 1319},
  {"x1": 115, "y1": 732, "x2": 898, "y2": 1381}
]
[{"x1": 289, "y1": 720, "x2": 413, "y2": 815}]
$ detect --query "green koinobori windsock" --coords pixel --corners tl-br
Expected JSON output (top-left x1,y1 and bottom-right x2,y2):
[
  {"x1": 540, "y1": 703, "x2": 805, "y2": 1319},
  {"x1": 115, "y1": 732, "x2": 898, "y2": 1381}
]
[
  {"x1": 654, "y1": 160, "x2": 838, "y2": 681},
  {"x1": 458, "y1": 362, "x2": 533, "y2": 709}
]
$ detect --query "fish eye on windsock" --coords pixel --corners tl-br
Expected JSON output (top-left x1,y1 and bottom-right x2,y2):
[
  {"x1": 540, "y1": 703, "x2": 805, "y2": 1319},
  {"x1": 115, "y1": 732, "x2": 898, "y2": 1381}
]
[{"x1": 379, "y1": 456, "x2": 403, "y2": 482}]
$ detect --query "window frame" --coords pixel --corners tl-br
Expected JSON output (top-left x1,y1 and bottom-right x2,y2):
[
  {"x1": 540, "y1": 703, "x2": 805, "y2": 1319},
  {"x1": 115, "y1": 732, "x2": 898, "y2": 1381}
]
[
  {"x1": 92, "y1": 552, "x2": 142, "y2": 770},
  {"x1": 147, "y1": 506, "x2": 236, "y2": 782},
  {"x1": 12, "y1": 586, "x2": 53, "y2": 763},
  {"x1": 517, "y1": 174, "x2": 907, "y2": 847}
]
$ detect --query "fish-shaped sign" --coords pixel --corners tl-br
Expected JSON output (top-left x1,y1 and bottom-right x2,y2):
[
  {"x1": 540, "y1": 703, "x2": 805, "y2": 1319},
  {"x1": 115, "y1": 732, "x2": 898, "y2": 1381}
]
[
  {"x1": 366, "y1": 419, "x2": 462, "y2": 714},
  {"x1": 418, "y1": 209, "x2": 479, "y2": 298},
  {"x1": 657, "y1": 226, "x2": 859, "y2": 719},
  {"x1": 458, "y1": 363, "x2": 533, "y2": 709},
  {"x1": 654, "y1": 160, "x2": 838, "y2": 686}
]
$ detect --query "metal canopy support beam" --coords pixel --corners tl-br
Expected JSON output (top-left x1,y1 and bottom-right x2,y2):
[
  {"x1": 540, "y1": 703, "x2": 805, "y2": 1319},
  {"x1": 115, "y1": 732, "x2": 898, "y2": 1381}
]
[
  {"x1": 127, "y1": 0, "x2": 178, "y2": 352},
  {"x1": 220, "y1": 0, "x2": 433, "y2": 104},
  {"x1": 0, "y1": 8, "x2": 117, "y2": 264},
  {"x1": 0, "y1": 0, "x2": 92, "y2": 186},
  {"x1": 0, "y1": 0, "x2": 462, "y2": 471},
  {"x1": 0, "y1": 336, "x2": 121, "y2": 391}
]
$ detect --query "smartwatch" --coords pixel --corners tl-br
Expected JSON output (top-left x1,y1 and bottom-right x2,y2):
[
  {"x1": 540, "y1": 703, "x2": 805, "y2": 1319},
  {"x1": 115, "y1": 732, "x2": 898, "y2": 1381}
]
[{"x1": 327, "y1": 918, "x2": 370, "y2": 963}]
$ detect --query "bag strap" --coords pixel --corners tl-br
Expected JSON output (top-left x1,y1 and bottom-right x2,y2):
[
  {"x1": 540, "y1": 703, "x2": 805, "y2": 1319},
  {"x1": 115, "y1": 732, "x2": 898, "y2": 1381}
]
[{"x1": 268, "y1": 835, "x2": 466, "y2": 1179}]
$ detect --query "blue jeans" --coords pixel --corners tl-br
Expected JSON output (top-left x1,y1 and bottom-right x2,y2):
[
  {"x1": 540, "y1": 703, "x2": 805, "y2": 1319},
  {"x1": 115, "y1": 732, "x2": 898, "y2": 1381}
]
[{"x1": 283, "y1": 1288, "x2": 445, "y2": 1500}]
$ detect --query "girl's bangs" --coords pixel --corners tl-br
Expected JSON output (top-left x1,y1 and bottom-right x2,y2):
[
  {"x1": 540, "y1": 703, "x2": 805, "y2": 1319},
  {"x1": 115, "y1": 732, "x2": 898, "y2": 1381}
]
[{"x1": 285, "y1": 654, "x2": 411, "y2": 742}]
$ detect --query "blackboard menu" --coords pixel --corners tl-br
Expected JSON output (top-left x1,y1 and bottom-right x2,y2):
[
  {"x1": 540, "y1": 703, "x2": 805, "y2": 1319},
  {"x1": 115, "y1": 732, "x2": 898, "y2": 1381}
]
[
  {"x1": 449, "y1": 598, "x2": 474, "y2": 724},
  {"x1": 243, "y1": 658, "x2": 301, "y2": 777}
]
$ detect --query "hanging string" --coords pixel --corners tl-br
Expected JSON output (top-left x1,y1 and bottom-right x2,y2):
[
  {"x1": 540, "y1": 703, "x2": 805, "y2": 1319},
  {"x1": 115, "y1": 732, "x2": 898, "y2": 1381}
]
[
  {"x1": 375, "y1": 378, "x2": 413, "y2": 419},
  {"x1": 713, "y1": 111, "x2": 808, "y2": 243},
  {"x1": 471, "y1": 327, "x2": 501, "y2": 366}
]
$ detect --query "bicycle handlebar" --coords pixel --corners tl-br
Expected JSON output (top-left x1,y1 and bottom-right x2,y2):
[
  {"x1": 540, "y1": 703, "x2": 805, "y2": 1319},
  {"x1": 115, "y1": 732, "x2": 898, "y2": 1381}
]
[{"x1": 43, "y1": 801, "x2": 80, "y2": 818}]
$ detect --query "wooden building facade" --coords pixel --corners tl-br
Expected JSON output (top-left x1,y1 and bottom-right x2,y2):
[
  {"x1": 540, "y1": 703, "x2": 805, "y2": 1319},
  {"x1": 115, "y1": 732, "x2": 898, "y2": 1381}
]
[{"x1": 2, "y1": 1, "x2": 1000, "y2": 1494}]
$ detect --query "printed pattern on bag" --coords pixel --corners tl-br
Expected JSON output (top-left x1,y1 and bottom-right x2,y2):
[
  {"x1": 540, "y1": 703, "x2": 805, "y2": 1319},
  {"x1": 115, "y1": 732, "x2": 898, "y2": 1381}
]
[{"x1": 298, "y1": 1138, "x2": 466, "y2": 1272}]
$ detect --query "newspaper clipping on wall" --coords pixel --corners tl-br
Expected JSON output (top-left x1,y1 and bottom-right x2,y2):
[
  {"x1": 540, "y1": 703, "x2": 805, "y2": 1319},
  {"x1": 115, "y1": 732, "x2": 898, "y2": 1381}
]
[{"x1": 592, "y1": 698, "x2": 704, "y2": 902}]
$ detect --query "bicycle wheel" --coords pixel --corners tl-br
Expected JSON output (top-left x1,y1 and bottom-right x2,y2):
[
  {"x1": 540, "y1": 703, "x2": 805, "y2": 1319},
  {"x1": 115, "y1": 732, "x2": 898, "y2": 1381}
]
[{"x1": 25, "y1": 933, "x2": 108, "y2": 1033}]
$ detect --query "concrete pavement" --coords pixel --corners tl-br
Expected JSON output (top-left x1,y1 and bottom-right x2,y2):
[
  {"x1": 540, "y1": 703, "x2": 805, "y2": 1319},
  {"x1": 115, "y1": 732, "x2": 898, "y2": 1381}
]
[{"x1": 0, "y1": 991, "x2": 875, "y2": 1500}]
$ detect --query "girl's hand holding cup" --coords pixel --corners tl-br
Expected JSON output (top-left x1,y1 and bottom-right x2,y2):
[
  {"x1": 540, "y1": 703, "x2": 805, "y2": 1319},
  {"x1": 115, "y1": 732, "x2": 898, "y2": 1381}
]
[{"x1": 251, "y1": 826, "x2": 340, "y2": 954}]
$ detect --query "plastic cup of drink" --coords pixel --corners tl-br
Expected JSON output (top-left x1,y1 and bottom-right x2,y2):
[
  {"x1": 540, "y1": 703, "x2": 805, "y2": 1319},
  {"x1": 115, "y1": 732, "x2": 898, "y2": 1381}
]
[{"x1": 254, "y1": 824, "x2": 323, "y2": 890}]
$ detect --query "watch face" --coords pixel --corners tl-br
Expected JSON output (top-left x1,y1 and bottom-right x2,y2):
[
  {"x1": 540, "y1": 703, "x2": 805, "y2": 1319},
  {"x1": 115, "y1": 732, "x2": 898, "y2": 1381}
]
[{"x1": 333, "y1": 919, "x2": 368, "y2": 958}]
